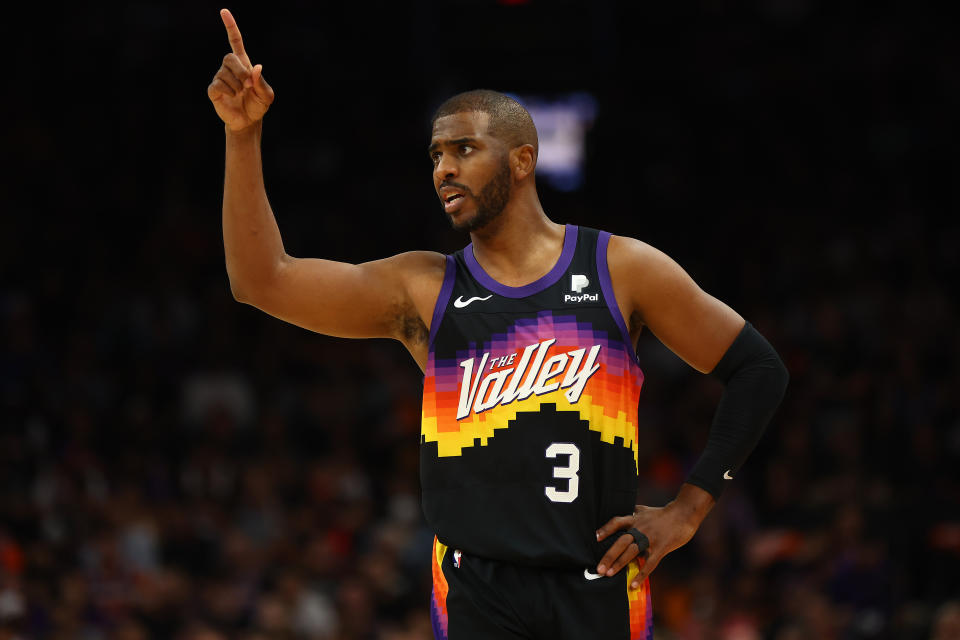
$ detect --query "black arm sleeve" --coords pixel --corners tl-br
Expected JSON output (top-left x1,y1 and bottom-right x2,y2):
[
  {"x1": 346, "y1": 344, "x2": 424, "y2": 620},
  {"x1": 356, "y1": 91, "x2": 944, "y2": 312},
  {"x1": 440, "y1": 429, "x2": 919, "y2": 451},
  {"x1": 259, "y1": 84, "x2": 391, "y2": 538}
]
[{"x1": 685, "y1": 322, "x2": 789, "y2": 499}]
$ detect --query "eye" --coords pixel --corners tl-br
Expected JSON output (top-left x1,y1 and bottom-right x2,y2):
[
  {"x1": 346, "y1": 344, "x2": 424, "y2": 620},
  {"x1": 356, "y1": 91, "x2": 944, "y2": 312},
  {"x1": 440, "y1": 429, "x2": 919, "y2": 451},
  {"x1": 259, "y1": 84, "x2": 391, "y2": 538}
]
[
  {"x1": 459, "y1": 144, "x2": 473, "y2": 155},
  {"x1": 430, "y1": 152, "x2": 441, "y2": 164}
]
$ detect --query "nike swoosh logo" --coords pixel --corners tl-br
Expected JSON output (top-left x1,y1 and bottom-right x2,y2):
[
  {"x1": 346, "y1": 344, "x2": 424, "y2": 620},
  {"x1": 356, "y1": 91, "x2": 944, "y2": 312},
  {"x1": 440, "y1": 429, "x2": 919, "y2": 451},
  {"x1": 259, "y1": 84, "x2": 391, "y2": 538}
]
[
  {"x1": 584, "y1": 569, "x2": 603, "y2": 581},
  {"x1": 723, "y1": 470, "x2": 734, "y2": 480},
  {"x1": 454, "y1": 295, "x2": 492, "y2": 308}
]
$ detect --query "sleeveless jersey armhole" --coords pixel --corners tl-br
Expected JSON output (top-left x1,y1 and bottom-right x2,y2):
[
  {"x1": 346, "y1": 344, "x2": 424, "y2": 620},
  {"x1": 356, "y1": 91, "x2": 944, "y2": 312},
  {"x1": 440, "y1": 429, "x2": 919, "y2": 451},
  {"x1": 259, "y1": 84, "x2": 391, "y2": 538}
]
[
  {"x1": 596, "y1": 231, "x2": 643, "y2": 368},
  {"x1": 428, "y1": 255, "x2": 457, "y2": 348}
]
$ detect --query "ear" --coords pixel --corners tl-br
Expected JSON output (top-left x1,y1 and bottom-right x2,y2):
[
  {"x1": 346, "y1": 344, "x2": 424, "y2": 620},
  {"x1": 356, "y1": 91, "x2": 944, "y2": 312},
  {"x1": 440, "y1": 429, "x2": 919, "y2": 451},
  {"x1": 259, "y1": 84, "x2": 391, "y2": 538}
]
[{"x1": 510, "y1": 144, "x2": 537, "y2": 181}]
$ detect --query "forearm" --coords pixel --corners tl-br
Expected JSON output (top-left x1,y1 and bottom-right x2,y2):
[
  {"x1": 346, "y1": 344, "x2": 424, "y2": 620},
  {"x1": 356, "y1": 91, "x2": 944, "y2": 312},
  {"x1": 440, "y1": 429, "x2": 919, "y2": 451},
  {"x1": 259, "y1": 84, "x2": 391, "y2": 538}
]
[
  {"x1": 686, "y1": 322, "x2": 789, "y2": 498},
  {"x1": 222, "y1": 120, "x2": 285, "y2": 300}
]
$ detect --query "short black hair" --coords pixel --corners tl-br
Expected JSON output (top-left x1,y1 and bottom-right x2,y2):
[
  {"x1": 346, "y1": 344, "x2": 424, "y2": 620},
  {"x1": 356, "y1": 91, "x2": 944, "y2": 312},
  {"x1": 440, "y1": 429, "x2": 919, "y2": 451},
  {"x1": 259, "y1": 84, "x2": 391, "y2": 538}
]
[{"x1": 431, "y1": 89, "x2": 538, "y2": 155}]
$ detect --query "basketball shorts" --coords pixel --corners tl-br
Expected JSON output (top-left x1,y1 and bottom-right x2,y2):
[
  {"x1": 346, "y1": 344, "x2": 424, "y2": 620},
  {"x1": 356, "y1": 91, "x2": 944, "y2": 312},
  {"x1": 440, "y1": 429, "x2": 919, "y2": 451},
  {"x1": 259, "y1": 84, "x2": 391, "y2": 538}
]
[{"x1": 430, "y1": 537, "x2": 653, "y2": 640}]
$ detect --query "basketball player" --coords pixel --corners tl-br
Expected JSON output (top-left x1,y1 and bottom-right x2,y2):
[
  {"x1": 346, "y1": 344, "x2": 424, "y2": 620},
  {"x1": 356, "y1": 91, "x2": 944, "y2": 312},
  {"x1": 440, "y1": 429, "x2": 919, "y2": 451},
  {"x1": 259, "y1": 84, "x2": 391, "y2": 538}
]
[{"x1": 208, "y1": 9, "x2": 788, "y2": 639}]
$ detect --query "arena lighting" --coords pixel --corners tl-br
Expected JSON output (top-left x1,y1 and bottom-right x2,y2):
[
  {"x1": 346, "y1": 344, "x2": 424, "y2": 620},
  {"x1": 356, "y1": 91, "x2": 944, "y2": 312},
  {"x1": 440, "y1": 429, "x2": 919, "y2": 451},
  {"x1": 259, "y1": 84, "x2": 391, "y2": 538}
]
[{"x1": 512, "y1": 92, "x2": 598, "y2": 191}]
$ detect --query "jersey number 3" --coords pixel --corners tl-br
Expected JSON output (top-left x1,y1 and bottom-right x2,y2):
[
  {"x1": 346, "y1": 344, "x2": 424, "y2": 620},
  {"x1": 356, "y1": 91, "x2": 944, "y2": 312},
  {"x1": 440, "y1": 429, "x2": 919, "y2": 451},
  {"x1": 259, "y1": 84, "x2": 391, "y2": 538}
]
[{"x1": 545, "y1": 443, "x2": 580, "y2": 503}]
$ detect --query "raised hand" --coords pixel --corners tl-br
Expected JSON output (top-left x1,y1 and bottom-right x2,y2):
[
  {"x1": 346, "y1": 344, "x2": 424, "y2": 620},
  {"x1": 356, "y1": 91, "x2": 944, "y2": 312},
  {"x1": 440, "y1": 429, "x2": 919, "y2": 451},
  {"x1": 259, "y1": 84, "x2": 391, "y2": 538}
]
[{"x1": 207, "y1": 9, "x2": 274, "y2": 131}]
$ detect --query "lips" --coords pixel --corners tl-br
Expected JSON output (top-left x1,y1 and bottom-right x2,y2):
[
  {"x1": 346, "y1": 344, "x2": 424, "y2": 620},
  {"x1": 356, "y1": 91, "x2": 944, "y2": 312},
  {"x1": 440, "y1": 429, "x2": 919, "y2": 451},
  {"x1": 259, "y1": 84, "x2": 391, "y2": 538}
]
[{"x1": 440, "y1": 187, "x2": 468, "y2": 214}]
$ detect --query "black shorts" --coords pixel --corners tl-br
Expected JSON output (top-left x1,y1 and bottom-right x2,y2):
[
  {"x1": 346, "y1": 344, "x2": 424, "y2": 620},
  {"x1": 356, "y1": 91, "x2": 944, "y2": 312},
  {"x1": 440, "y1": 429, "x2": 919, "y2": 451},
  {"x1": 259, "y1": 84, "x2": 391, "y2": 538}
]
[{"x1": 430, "y1": 538, "x2": 653, "y2": 640}]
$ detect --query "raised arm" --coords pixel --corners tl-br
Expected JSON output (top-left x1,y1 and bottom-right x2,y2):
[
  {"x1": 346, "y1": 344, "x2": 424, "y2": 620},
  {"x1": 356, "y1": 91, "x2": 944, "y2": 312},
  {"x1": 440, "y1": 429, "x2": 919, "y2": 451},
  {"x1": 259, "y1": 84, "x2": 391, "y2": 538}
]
[
  {"x1": 595, "y1": 235, "x2": 788, "y2": 587},
  {"x1": 207, "y1": 10, "x2": 444, "y2": 366}
]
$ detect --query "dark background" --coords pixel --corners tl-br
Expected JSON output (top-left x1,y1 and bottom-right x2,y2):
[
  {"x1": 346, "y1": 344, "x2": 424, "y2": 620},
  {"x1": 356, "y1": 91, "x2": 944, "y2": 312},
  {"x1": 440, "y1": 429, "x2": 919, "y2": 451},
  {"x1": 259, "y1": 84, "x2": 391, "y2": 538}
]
[{"x1": 2, "y1": 1, "x2": 958, "y2": 639}]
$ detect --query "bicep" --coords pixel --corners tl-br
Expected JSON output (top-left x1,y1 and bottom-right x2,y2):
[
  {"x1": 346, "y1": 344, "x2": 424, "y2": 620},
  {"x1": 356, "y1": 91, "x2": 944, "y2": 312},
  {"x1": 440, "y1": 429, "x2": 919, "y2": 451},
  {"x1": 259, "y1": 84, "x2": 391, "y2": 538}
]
[
  {"x1": 610, "y1": 236, "x2": 744, "y2": 374},
  {"x1": 243, "y1": 251, "x2": 441, "y2": 341}
]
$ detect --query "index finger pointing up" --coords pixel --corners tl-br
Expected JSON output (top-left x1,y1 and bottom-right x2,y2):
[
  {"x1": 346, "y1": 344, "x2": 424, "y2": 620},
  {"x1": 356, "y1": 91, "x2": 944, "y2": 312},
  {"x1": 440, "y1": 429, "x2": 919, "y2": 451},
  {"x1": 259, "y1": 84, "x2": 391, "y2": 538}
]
[{"x1": 220, "y1": 9, "x2": 249, "y2": 63}]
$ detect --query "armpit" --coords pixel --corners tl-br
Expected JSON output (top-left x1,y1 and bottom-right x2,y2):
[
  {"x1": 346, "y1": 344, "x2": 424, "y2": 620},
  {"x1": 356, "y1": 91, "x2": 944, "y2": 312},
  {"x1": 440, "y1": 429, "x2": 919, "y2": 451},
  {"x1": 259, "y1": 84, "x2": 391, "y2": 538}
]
[
  {"x1": 395, "y1": 301, "x2": 429, "y2": 345},
  {"x1": 629, "y1": 310, "x2": 644, "y2": 347}
]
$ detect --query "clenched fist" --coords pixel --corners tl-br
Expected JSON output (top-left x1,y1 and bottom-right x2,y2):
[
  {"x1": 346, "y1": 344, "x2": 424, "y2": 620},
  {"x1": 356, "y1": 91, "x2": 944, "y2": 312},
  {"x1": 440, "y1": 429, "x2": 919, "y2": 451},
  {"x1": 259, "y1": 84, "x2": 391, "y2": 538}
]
[{"x1": 207, "y1": 9, "x2": 274, "y2": 131}]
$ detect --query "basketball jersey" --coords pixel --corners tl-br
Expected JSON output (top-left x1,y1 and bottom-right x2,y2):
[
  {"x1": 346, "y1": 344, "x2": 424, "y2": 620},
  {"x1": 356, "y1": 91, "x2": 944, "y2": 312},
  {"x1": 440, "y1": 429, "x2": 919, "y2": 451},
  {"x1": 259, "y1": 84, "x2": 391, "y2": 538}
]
[{"x1": 420, "y1": 225, "x2": 645, "y2": 568}]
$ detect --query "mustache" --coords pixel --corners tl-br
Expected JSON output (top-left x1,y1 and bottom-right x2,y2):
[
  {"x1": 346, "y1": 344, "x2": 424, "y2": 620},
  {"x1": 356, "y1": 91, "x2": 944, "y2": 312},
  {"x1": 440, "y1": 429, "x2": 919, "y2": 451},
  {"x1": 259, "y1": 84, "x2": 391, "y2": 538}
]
[{"x1": 439, "y1": 181, "x2": 474, "y2": 197}]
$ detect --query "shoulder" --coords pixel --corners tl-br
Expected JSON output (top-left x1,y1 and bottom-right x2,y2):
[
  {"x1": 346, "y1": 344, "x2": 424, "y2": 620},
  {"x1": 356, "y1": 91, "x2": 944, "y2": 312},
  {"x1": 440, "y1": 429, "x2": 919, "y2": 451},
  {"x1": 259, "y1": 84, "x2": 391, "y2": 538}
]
[
  {"x1": 605, "y1": 234, "x2": 681, "y2": 285},
  {"x1": 604, "y1": 233, "x2": 743, "y2": 373},
  {"x1": 604, "y1": 233, "x2": 710, "y2": 324},
  {"x1": 385, "y1": 250, "x2": 448, "y2": 273},
  {"x1": 366, "y1": 250, "x2": 448, "y2": 286},
  {"x1": 395, "y1": 250, "x2": 449, "y2": 293}
]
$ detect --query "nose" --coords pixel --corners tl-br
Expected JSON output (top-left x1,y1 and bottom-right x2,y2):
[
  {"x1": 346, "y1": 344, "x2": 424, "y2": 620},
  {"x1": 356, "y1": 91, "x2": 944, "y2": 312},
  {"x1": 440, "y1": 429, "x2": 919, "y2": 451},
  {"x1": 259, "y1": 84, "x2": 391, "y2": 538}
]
[{"x1": 434, "y1": 153, "x2": 458, "y2": 182}]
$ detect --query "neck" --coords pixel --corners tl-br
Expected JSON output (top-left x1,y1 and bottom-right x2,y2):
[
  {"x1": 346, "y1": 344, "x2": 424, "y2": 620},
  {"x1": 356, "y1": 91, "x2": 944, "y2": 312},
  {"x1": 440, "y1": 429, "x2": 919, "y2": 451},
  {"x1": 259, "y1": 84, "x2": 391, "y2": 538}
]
[{"x1": 468, "y1": 188, "x2": 565, "y2": 287}]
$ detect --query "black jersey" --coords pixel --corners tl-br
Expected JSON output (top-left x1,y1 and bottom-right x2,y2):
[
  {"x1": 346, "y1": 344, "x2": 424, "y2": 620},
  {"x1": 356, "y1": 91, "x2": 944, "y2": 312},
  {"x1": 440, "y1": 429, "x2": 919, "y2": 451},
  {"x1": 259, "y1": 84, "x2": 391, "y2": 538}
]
[{"x1": 420, "y1": 225, "x2": 645, "y2": 569}]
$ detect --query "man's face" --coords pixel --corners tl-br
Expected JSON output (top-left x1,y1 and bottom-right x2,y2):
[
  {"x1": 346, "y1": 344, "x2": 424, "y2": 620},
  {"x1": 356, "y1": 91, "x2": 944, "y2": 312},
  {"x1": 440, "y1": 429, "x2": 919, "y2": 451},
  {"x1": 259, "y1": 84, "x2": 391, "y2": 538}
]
[{"x1": 429, "y1": 112, "x2": 513, "y2": 233}]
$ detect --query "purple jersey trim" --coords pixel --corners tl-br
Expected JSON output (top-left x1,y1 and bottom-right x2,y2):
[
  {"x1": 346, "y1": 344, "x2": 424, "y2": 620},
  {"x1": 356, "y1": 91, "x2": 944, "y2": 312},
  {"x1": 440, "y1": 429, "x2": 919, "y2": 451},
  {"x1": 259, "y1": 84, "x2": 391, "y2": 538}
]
[
  {"x1": 597, "y1": 231, "x2": 643, "y2": 368},
  {"x1": 430, "y1": 587, "x2": 448, "y2": 640},
  {"x1": 428, "y1": 255, "x2": 457, "y2": 347},
  {"x1": 463, "y1": 224, "x2": 579, "y2": 299}
]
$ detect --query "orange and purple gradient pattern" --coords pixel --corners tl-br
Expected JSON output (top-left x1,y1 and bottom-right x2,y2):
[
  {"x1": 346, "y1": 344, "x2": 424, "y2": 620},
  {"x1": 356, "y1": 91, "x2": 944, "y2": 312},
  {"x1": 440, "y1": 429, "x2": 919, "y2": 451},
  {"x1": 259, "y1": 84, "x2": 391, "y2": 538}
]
[
  {"x1": 626, "y1": 562, "x2": 654, "y2": 639},
  {"x1": 422, "y1": 311, "x2": 644, "y2": 464},
  {"x1": 431, "y1": 538, "x2": 450, "y2": 640}
]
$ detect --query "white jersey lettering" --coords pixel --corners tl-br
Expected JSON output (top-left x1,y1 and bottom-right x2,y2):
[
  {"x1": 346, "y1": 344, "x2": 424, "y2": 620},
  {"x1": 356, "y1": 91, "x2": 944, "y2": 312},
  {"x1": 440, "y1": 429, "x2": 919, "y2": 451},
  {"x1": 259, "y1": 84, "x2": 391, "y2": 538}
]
[
  {"x1": 456, "y1": 352, "x2": 489, "y2": 420},
  {"x1": 533, "y1": 353, "x2": 568, "y2": 396},
  {"x1": 561, "y1": 345, "x2": 601, "y2": 403},
  {"x1": 498, "y1": 341, "x2": 545, "y2": 405},
  {"x1": 456, "y1": 339, "x2": 602, "y2": 420}
]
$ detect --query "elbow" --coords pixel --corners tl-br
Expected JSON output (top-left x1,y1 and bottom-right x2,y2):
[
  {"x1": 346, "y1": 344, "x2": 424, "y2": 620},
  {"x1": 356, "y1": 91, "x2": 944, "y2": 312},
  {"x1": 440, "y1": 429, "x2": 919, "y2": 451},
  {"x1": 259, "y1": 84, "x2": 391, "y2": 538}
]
[
  {"x1": 227, "y1": 272, "x2": 276, "y2": 307},
  {"x1": 225, "y1": 256, "x2": 285, "y2": 306},
  {"x1": 229, "y1": 281, "x2": 249, "y2": 303},
  {"x1": 226, "y1": 271, "x2": 258, "y2": 305},
  {"x1": 225, "y1": 265, "x2": 266, "y2": 305}
]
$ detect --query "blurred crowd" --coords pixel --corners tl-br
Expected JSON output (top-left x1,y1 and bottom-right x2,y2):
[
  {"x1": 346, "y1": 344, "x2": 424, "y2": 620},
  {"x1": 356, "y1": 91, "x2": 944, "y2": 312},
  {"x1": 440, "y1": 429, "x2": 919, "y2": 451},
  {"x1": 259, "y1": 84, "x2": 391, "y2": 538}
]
[
  {"x1": 3, "y1": 1, "x2": 959, "y2": 639},
  {"x1": 1, "y1": 210, "x2": 957, "y2": 640}
]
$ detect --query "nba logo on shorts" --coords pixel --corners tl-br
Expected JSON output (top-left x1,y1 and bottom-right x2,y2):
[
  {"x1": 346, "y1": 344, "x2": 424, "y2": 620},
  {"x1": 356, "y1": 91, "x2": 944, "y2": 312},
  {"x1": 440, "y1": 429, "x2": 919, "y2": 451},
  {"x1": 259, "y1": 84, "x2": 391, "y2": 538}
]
[{"x1": 453, "y1": 549, "x2": 462, "y2": 568}]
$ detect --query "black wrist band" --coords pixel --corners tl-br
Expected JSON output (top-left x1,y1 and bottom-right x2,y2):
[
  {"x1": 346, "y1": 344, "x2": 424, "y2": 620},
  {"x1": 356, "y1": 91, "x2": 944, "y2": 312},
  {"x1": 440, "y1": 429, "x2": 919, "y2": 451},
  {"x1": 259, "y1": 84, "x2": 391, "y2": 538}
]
[{"x1": 627, "y1": 528, "x2": 649, "y2": 555}]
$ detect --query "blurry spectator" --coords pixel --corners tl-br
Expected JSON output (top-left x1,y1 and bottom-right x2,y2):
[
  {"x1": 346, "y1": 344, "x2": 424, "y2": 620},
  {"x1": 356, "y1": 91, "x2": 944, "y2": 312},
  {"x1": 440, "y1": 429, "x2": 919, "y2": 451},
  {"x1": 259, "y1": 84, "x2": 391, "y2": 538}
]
[
  {"x1": 931, "y1": 601, "x2": 960, "y2": 640},
  {"x1": 2, "y1": 3, "x2": 958, "y2": 639}
]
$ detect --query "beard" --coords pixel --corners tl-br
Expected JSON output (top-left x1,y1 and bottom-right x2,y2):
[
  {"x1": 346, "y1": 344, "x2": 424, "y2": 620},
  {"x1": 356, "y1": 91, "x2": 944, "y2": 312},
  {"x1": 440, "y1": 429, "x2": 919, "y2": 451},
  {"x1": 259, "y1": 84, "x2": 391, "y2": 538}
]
[{"x1": 443, "y1": 158, "x2": 512, "y2": 233}]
